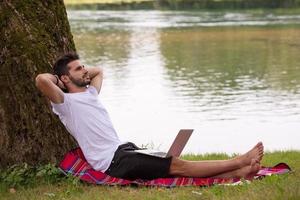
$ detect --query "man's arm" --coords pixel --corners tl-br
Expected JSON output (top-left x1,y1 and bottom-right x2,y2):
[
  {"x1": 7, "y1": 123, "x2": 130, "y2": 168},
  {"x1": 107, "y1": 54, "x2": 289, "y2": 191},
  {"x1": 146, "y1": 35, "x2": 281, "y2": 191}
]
[
  {"x1": 86, "y1": 67, "x2": 103, "y2": 94},
  {"x1": 35, "y1": 73, "x2": 65, "y2": 104}
]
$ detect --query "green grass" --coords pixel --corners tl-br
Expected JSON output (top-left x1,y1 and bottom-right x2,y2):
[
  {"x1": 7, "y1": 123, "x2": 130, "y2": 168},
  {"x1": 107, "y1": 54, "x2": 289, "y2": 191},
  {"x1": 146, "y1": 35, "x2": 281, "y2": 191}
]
[{"x1": 1, "y1": 151, "x2": 299, "y2": 200}]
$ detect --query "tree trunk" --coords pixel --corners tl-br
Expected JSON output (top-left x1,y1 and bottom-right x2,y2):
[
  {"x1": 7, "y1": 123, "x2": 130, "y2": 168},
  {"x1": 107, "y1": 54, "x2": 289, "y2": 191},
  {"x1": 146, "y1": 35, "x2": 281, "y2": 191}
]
[{"x1": 0, "y1": 0, "x2": 77, "y2": 168}]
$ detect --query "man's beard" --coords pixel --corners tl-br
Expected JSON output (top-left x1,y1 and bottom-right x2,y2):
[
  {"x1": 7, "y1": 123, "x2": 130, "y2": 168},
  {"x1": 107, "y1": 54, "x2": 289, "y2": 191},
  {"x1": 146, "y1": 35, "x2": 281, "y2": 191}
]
[{"x1": 69, "y1": 75, "x2": 91, "y2": 87}]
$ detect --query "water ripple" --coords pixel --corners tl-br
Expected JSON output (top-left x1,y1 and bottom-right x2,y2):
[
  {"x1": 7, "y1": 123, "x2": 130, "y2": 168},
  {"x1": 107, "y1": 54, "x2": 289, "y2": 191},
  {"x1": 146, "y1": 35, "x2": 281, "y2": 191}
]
[{"x1": 67, "y1": 10, "x2": 300, "y2": 30}]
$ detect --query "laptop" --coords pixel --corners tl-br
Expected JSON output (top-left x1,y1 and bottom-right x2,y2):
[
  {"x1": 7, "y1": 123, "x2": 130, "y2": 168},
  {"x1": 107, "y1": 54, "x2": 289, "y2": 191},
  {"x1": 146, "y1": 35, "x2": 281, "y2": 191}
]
[{"x1": 135, "y1": 129, "x2": 193, "y2": 157}]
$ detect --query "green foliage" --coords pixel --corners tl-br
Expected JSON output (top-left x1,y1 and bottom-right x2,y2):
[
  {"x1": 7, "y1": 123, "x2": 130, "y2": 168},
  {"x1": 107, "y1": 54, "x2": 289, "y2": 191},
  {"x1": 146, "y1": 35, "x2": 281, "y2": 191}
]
[
  {"x1": 0, "y1": 163, "x2": 64, "y2": 188},
  {"x1": 0, "y1": 164, "x2": 35, "y2": 188},
  {"x1": 36, "y1": 164, "x2": 65, "y2": 184},
  {"x1": 64, "y1": 0, "x2": 300, "y2": 10},
  {"x1": 158, "y1": 0, "x2": 300, "y2": 10}
]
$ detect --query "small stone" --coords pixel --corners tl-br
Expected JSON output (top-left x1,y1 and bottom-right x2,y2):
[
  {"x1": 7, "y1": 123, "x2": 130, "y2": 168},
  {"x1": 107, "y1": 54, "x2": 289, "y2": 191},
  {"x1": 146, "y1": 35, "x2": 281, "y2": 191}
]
[
  {"x1": 9, "y1": 188, "x2": 16, "y2": 193},
  {"x1": 44, "y1": 192, "x2": 56, "y2": 197},
  {"x1": 192, "y1": 191, "x2": 202, "y2": 196}
]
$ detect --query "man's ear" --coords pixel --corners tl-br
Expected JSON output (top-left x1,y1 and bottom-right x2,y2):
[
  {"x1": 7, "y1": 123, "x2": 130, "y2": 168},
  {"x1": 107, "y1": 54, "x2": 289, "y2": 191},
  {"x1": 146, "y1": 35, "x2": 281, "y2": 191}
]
[{"x1": 60, "y1": 75, "x2": 70, "y2": 84}]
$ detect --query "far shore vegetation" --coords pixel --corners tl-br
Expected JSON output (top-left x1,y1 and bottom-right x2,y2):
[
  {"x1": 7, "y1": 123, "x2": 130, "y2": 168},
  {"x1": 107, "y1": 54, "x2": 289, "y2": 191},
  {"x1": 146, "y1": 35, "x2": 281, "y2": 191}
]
[
  {"x1": 1, "y1": 151, "x2": 299, "y2": 199},
  {"x1": 64, "y1": 0, "x2": 300, "y2": 10},
  {"x1": 65, "y1": 0, "x2": 152, "y2": 4}
]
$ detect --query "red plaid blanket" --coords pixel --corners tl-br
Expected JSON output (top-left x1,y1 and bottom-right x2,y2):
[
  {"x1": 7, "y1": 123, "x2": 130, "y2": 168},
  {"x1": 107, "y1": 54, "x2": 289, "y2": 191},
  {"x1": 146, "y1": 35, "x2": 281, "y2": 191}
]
[{"x1": 59, "y1": 148, "x2": 291, "y2": 187}]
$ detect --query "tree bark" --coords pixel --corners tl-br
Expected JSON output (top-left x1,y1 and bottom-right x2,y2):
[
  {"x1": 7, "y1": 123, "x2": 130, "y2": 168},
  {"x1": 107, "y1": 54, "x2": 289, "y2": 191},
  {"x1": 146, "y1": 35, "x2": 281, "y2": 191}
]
[{"x1": 0, "y1": 0, "x2": 77, "y2": 168}]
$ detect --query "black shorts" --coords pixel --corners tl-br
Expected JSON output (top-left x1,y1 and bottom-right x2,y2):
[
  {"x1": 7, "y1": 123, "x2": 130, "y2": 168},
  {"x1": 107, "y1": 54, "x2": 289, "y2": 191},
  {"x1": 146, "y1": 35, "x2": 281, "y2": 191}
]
[{"x1": 105, "y1": 142, "x2": 173, "y2": 180}]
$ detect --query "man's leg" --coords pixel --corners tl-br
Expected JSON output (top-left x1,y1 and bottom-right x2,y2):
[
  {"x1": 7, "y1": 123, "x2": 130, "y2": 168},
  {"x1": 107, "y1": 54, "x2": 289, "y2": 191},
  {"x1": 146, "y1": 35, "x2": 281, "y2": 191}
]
[
  {"x1": 169, "y1": 142, "x2": 263, "y2": 178},
  {"x1": 210, "y1": 159, "x2": 261, "y2": 179}
]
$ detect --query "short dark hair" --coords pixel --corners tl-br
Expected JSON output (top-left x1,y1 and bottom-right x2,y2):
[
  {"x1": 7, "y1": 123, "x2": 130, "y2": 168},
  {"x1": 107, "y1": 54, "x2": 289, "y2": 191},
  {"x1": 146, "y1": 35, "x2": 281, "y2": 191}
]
[{"x1": 53, "y1": 52, "x2": 79, "y2": 78}]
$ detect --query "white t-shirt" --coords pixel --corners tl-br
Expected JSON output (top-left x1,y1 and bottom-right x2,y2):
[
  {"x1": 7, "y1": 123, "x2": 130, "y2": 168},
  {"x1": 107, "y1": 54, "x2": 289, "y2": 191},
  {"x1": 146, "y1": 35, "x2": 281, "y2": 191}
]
[{"x1": 51, "y1": 86, "x2": 122, "y2": 172}]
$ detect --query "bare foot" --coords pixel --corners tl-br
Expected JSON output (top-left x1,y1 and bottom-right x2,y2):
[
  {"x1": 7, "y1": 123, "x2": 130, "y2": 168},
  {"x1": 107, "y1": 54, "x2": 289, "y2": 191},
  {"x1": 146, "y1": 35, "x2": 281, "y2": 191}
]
[
  {"x1": 236, "y1": 159, "x2": 261, "y2": 180},
  {"x1": 235, "y1": 142, "x2": 264, "y2": 167}
]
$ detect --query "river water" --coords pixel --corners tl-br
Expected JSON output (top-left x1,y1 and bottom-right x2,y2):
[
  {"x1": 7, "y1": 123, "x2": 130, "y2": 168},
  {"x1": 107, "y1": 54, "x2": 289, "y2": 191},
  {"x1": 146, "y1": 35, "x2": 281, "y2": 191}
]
[{"x1": 67, "y1": 10, "x2": 300, "y2": 154}]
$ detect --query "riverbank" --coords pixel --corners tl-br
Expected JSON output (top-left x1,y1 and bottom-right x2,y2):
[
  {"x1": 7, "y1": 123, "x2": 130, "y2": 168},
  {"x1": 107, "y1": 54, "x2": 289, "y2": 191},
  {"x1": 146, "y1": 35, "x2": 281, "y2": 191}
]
[{"x1": 1, "y1": 151, "x2": 299, "y2": 199}]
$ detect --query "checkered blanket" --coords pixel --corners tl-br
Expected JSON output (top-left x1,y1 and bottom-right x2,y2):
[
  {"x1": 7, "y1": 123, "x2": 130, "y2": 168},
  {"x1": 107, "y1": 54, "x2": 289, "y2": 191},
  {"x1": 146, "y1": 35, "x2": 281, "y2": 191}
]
[{"x1": 59, "y1": 148, "x2": 291, "y2": 187}]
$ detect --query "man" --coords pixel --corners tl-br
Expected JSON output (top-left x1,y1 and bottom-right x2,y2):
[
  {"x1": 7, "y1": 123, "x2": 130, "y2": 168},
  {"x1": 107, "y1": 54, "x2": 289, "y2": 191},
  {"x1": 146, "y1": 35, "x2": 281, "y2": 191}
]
[{"x1": 36, "y1": 52, "x2": 264, "y2": 180}]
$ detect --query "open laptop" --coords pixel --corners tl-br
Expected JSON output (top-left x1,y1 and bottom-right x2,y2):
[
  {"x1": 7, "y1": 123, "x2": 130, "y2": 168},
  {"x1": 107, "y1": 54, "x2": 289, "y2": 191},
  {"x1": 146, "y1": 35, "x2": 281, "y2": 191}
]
[{"x1": 135, "y1": 129, "x2": 193, "y2": 157}]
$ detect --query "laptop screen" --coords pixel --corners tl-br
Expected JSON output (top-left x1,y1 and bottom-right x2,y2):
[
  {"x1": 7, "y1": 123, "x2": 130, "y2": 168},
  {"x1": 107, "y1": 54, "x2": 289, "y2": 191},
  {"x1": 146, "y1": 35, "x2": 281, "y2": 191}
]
[{"x1": 166, "y1": 129, "x2": 193, "y2": 157}]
